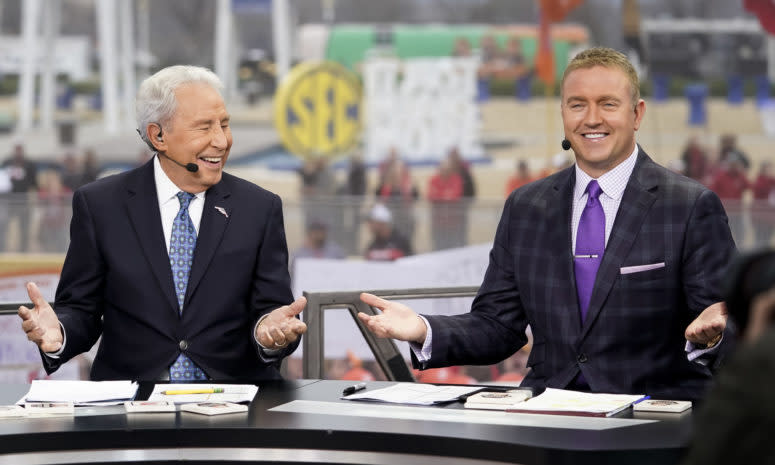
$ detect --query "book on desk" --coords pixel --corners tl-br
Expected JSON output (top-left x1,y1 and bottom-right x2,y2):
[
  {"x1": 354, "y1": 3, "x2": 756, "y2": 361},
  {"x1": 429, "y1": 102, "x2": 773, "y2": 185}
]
[{"x1": 465, "y1": 388, "x2": 648, "y2": 417}]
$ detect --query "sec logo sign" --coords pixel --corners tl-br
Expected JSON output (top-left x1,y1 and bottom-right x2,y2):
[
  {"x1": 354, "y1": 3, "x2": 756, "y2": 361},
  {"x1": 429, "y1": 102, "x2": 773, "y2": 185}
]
[{"x1": 274, "y1": 62, "x2": 362, "y2": 159}]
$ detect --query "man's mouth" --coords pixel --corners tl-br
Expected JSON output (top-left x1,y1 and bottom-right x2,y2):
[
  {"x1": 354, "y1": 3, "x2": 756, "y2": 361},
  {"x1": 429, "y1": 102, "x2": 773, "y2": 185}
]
[
  {"x1": 198, "y1": 156, "x2": 222, "y2": 167},
  {"x1": 582, "y1": 133, "x2": 607, "y2": 140}
]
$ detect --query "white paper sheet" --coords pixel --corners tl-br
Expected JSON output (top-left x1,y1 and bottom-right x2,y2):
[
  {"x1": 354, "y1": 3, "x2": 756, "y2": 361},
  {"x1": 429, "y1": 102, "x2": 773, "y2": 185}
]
[
  {"x1": 342, "y1": 383, "x2": 481, "y2": 405},
  {"x1": 21, "y1": 380, "x2": 138, "y2": 405}
]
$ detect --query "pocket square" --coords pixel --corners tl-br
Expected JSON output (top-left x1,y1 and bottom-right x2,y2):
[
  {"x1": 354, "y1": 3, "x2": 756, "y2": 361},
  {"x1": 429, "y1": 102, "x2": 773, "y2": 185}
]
[{"x1": 620, "y1": 262, "x2": 665, "y2": 275}]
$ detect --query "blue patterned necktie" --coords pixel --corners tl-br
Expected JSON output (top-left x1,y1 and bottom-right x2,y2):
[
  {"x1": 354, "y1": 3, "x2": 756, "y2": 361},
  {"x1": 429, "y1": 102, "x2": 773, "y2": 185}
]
[
  {"x1": 574, "y1": 180, "x2": 605, "y2": 323},
  {"x1": 169, "y1": 191, "x2": 207, "y2": 382}
]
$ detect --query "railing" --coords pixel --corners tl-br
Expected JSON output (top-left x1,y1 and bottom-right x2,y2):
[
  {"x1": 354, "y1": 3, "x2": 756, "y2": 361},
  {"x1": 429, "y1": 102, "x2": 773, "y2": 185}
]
[
  {"x1": 0, "y1": 192, "x2": 772, "y2": 256},
  {"x1": 302, "y1": 286, "x2": 480, "y2": 381}
]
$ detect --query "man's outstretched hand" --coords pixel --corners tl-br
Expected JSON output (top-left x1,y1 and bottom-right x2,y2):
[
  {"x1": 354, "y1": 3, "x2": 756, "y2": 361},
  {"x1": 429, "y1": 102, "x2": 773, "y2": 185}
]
[
  {"x1": 18, "y1": 282, "x2": 63, "y2": 353},
  {"x1": 357, "y1": 293, "x2": 427, "y2": 344}
]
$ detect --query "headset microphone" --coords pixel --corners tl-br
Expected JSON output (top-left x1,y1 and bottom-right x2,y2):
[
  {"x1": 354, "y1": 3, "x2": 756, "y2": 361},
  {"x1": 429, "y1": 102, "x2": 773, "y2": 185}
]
[
  {"x1": 158, "y1": 151, "x2": 199, "y2": 173},
  {"x1": 561, "y1": 139, "x2": 571, "y2": 151}
]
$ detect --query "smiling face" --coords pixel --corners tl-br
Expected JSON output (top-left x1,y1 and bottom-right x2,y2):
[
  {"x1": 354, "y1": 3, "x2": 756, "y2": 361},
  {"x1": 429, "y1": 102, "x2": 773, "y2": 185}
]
[
  {"x1": 561, "y1": 66, "x2": 645, "y2": 178},
  {"x1": 153, "y1": 83, "x2": 232, "y2": 193}
]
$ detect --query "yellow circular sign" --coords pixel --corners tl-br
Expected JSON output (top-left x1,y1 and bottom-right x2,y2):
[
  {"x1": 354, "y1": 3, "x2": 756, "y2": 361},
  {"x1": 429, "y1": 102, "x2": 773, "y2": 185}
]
[{"x1": 274, "y1": 61, "x2": 362, "y2": 160}]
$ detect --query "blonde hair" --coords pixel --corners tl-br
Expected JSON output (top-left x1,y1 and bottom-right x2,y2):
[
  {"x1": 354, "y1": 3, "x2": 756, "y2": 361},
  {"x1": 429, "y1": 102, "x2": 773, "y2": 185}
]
[{"x1": 561, "y1": 47, "x2": 640, "y2": 106}]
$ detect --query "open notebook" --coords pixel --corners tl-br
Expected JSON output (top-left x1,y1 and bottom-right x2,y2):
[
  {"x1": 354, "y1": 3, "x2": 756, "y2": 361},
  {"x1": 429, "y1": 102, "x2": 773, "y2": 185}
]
[{"x1": 505, "y1": 388, "x2": 648, "y2": 417}]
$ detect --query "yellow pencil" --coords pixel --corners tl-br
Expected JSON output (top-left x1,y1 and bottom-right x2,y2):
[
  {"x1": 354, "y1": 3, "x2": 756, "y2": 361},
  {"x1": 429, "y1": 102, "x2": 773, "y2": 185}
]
[{"x1": 161, "y1": 388, "x2": 225, "y2": 395}]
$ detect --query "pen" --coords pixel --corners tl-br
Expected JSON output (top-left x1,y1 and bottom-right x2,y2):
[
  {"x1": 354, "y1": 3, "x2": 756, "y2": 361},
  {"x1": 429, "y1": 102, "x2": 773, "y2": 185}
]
[
  {"x1": 161, "y1": 388, "x2": 224, "y2": 395},
  {"x1": 633, "y1": 395, "x2": 651, "y2": 405},
  {"x1": 342, "y1": 382, "x2": 367, "y2": 396}
]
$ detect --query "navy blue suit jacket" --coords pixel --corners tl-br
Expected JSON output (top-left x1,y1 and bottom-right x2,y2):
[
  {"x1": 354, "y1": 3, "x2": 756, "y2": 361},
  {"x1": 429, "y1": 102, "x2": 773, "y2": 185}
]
[
  {"x1": 418, "y1": 149, "x2": 736, "y2": 400},
  {"x1": 43, "y1": 160, "x2": 295, "y2": 380}
]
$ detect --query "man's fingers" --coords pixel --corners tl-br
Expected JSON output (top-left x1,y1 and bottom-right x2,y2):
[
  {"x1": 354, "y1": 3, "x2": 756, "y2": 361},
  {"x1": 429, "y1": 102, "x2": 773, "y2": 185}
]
[
  {"x1": 282, "y1": 296, "x2": 307, "y2": 317},
  {"x1": 18, "y1": 305, "x2": 33, "y2": 321},
  {"x1": 360, "y1": 293, "x2": 390, "y2": 311},
  {"x1": 26, "y1": 282, "x2": 46, "y2": 309}
]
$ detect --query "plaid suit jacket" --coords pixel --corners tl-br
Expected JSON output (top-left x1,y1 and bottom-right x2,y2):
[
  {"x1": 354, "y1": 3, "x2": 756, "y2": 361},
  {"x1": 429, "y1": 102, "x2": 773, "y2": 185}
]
[{"x1": 419, "y1": 148, "x2": 736, "y2": 400}]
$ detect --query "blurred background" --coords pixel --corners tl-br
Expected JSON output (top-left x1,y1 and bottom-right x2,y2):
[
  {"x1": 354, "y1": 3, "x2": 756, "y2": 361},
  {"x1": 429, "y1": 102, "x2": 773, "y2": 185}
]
[{"x1": 0, "y1": 0, "x2": 773, "y2": 384}]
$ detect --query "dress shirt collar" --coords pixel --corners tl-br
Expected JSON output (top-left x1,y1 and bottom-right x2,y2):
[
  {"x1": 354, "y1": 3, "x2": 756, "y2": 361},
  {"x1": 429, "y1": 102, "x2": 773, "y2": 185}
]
[
  {"x1": 573, "y1": 144, "x2": 639, "y2": 201},
  {"x1": 153, "y1": 154, "x2": 206, "y2": 207}
]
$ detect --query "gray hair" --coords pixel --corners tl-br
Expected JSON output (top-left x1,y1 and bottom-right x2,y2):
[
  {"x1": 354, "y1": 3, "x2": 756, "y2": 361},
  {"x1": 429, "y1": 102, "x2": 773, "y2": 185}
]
[{"x1": 135, "y1": 65, "x2": 224, "y2": 148}]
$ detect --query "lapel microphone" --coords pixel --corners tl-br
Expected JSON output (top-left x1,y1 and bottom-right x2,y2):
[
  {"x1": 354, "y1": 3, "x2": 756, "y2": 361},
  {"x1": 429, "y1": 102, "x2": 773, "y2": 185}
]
[
  {"x1": 158, "y1": 151, "x2": 199, "y2": 173},
  {"x1": 561, "y1": 139, "x2": 571, "y2": 151}
]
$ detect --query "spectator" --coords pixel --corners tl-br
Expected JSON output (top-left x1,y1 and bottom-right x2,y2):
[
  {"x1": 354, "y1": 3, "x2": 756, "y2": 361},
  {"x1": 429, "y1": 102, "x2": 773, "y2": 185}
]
[
  {"x1": 364, "y1": 203, "x2": 412, "y2": 261},
  {"x1": 290, "y1": 221, "x2": 346, "y2": 274},
  {"x1": 505, "y1": 160, "x2": 536, "y2": 196},
  {"x1": 375, "y1": 154, "x2": 418, "y2": 240},
  {"x1": 451, "y1": 36, "x2": 472, "y2": 57},
  {"x1": 447, "y1": 147, "x2": 476, "y2": 199},
  {"x1": 709, "y1": 154, "x2": 750, "y2": 245},
  {"x1": 751, "y1": 162, "x2": 775, "y2": 247},
  {"x1": 0, "y1": 166, "x2": 11, "y2": 251},
  {"x1": 477, "y1": 34, "x2": 503, "y2": 80},
  {"x1": 681, "y1": 135, "x2": 710, "y2": 183},
  {"x1": 496, "y1": 36, "x2": 531, "y2": 82},
  {"x1": 61, "y1": 152, "x2": 83, "y2": 192},
  {"x1": 298, "y1": 157, "x2": 336, "y2": 229},
  {"x1": 2, "y1": 143, "x2": 38, "y2": 252},
  {"x1": 81, "y1": 148, "x2": 100, "y2": 186},
  {"x1": 718, "y1": 133, "x2": 750, "y2": 171},
  {"x1": 428, "y1": 158, "x2": 464, "y2": 251},
  {"x1": 338, "y1": 153, "x2": 367, "y2": 256},
  {"x1": 447, "y1": 147, "x2": 475, "y2": 246},
  {"x1": 36, "y1": 170, "x2": 72, "y2": 253}
]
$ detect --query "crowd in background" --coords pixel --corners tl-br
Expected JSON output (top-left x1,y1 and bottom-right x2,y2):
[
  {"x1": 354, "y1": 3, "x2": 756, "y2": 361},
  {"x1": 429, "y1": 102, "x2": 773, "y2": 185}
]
[{"x1": 679, "y1": 133, "x2": 775, "y2": 247}]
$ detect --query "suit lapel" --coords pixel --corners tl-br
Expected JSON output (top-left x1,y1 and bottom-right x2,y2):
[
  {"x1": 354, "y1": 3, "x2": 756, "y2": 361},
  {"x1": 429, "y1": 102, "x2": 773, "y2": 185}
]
[
  {"x1": 185, "y1": 178, "x2": 232, "y2": 306},
  {"x1": 125, "y1": 161, "x2": 179, "y2": 313},
  {"x1": 549, "y1": 169, "x2": 583, "y2": 331},
  {"x1": 580, "y1": 149, "x2": 658, "y2": 340}
]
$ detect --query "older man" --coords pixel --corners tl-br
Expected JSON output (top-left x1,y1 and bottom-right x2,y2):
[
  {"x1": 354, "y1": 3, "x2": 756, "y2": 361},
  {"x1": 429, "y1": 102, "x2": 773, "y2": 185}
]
[{"x1": 19, "y1": 65, "x2": 305, "y2": 381}]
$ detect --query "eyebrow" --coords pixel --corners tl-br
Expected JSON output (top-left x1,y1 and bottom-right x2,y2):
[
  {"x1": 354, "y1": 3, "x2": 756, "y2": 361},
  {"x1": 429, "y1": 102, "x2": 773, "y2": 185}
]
[{"x1": 192, "y1": 116, "x2": 231, "y2": 126}]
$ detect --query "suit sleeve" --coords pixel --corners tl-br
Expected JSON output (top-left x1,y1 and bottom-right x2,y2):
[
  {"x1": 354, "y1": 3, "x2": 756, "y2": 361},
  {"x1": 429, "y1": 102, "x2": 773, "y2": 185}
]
[
  {"x1": 250, "y1": 194, "x2": 297, "y2": 362},
  {"x1": 417, "y1": 193, "x2": 529, "y2": 369},
  {"x1": 44, "y1": 189, "x2": 106, "y2": 373},
  {"x1": 682, "y1": 188, "x2": 737, "y2": 361}
]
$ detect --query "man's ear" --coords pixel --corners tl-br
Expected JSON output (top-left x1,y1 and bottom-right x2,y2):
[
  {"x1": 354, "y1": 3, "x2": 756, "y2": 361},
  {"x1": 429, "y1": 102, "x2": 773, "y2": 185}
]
[{"x1": 147, "y1": 123, "x2": 166, "y2": 152}]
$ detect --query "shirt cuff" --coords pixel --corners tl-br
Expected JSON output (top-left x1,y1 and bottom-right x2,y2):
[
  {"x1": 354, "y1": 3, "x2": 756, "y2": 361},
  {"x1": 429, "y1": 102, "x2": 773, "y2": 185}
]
[
  {"x1": 43, "y1": 322, "x2": 66, "y2": 359},
  {"x1": 409, "y1": 315, "x2": 433, "y2": 363},
  {"x1": 685, "y1": 335, "x2": 722, "y2": 364}
]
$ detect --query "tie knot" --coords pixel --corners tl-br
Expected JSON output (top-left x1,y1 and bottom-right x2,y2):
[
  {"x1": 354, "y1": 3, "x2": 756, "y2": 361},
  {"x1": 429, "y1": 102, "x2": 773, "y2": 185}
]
[
  {"x1": 176, "y1": 191, "x2": 195, "y2": 210},
  {"x1": 586, "y1": 180, "x2": 602, "y2": 202}
]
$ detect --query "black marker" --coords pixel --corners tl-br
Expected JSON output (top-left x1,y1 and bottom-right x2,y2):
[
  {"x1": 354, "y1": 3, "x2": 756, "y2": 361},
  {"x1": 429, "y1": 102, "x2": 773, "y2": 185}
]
[{"x1": 342, "y1": 382, "x2": 367, "y2": 396}]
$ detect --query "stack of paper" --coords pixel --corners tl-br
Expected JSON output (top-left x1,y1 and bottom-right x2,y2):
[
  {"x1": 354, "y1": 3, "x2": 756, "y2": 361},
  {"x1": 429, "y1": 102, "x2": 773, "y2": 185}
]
[
  {"x1": 506, "y1": 388, "x2": 647, "y2": 417},
  {"x1": 342, "y1": 383, "x2": 481, "y2": 405},
  {"x1": 20, "y1": 380, "x2": 139, "y2": 406}
]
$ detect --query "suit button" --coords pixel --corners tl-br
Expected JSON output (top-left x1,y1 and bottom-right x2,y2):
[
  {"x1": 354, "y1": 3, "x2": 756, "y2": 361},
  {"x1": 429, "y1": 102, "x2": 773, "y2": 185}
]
[
  {"x1": 179, "y1": 340, "x2": 188, "y2": 351},
  {"x1": 577, "y1": 353, "x2": 588, "y2": 363}
]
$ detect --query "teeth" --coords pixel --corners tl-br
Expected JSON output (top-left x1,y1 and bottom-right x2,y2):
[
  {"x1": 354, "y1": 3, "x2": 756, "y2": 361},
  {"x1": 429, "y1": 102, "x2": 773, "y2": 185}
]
[
  {"x1": 201, "y1": 157, "x2": 221, "y2": 163},
  {"x1": 584, "y1": 134, "x2": 606, "y2": 139}
]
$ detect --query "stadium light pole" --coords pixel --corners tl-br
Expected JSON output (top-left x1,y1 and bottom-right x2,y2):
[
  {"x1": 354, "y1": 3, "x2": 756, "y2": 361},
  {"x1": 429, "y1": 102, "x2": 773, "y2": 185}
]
[
  {"x1": 18, "y1": 0, "x2": 41, "y2": 132},
  {"x1": 96, "y1": 0, "x2": 120, "y2": 134},
  {"x1": 40, "y1": 0, "x2": 61, "y2": 131}
]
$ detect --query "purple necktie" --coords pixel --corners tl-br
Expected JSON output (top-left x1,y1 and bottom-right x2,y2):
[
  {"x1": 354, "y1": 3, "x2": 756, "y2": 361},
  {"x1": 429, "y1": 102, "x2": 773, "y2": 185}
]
[{"x1": 574, "y1": 180, "x2": 605, "y2": 323}]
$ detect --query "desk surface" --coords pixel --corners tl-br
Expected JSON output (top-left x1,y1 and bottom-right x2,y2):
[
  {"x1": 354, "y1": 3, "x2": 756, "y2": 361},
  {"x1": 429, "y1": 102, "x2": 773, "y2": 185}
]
[{"x1": 0, "y1": 380, "x2": 691, "y2": 465}]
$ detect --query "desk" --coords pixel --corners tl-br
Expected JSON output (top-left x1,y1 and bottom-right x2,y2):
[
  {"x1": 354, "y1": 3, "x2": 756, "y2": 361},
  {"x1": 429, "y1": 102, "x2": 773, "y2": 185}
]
[{"x1": 0, "y1": 380, "x2": 691, "y2": 465}]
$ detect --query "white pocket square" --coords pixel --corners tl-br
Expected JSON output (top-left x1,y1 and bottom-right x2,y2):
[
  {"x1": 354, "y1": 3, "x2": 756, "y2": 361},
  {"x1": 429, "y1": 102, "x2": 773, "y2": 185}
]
[{"x1": 620, "y1": 262, "x2": 665, "y2": 275}]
